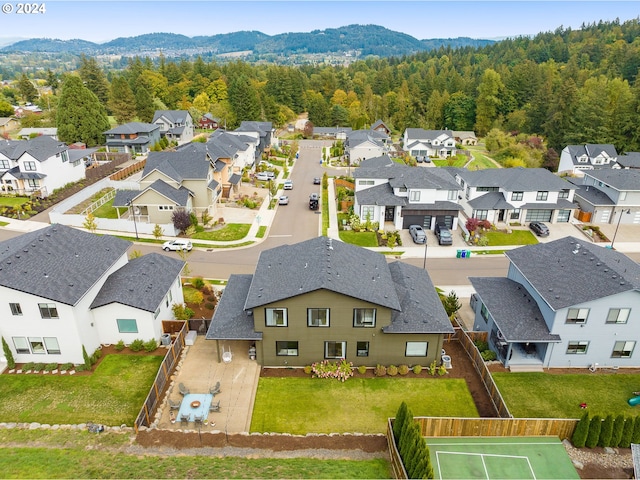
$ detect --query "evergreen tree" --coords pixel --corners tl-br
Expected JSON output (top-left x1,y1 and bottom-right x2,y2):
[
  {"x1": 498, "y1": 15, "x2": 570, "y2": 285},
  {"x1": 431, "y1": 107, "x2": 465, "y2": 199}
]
[
  {"x1": 134, "y1": 86, "x2": 156, "y2": 123},
  {"x1": 17, "y1": 73, "x2": 38, "y2": 103},
  {"x1": 56, "y1": 75, "x2": 110, "y2": 147},
  {"x1": 442, "y1": 290, "x2": 462, "y2": 318},
  {"x1": 611, "y1": 415, "x2": 625, "y2": 448},
  {"x1": 598, "y1": 414, "x2": 614, "y2": 447},
  {"x1": 227, "y1": 74, "x2": 260, "y2": 126},
  {"x1": 475, "y1": 69, "x2": 504, "y2": 136},
  {"x1": 393, "y1": 401, "x2": 408, "y2": 442},
  {"x1": 632, "y1": 416, "x2": 640, "y2": 444},
  {"x1": 585, "y1": 415, "x2": 602, "y2": 448},
  {"x1": 82, "y1": 345, "x2": 91, "y2": 370},
  {"x1": 45, "y1": 69, "x2": 59, "y2": 94},
  {"x1": 572, "y1": 411, "x2": 590, "y2": 448},
  {"x1": 2, "y1": 337, "x2": 15, "y2": 370},
  {"x1": 108, "y1": 76, "x2": 136, "y2": 124},
  {"x1": 619, "y1": 416, "x2": 634, "y2": 448},
  {"x1": 79, "y1": 55, "x2": 110, "y2": 106}
]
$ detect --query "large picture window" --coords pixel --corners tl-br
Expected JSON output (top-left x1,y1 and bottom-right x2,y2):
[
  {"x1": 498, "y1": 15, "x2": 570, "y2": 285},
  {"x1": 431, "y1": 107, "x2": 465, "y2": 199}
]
[
  {"x1": 473, "y1": 210, "x2": 488, "y2": 220},
  {"x1": 266, "y1": 308, "x2": 287, "y2": 327},
  {"x1": 276, "y1": 341, "x2": 298, "y2": 356},
  {"x1": 308, "y1": 308, "x2": 329, "y2": 327},
  {"x1": 325, "y1": 341, "x2": 346, "y2": 359},
  {"x1": 38, "y1": 303, "x2": 58, "y2": 319},
  {"x1": 606, "y1": 308, "x2": 630, "y2": 324},
  {"x1": 612, "y1": 341, "x2": 635, "y2": 358},
  {"x1": 566, "y1": 308, "x2": 589, "y2": 324},
  {"x1": 406, "y1": 342, "x2": 428, "y2": 357},
  {"x1": 117, "y1": 319, "x2": 138, "y2": 333},
  {"x1": 29, "y1": 337, "x2": 46, "y2": 354},
  {"x1": 353, "y1": 308, "x2": 376, "y2": 327},
  {"x1": 12, "y1": 337, "x2": 29, "y2": 354},
  {"x1": 43, "y1": 337, "x2": 61, "y2": 355},
  {"x1": 566, "y1": 341, "x2": 589, "y2": 354}
]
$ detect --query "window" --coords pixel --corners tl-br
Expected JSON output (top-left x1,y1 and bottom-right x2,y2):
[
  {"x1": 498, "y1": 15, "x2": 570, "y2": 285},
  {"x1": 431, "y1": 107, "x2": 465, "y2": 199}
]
[
  {"x1": 158, "y1": 205, "x2": 174, "y2": 211},
  {"x1": 448, "y1": 190, "x2": 457, "y2": 200},
  {"x1": 620, "y1": 192, "x2": 627, "y2": 201},
  {"x1": 38, "y1": 303, "x2": 58, "y2": 319},
  {"x1": 567, "y1": 341, "x2": 589, "y2": 354},
  {"x1": 276, "y1": 341, "x2": 298, "y2": 356},
  {"x1": 325, "y1": 341, "x2": 346, "y2": 359},
  {"x1": 536, "y1": 191, "x2": 549, "y2": 201},
  {"x1": 117, "y1": 319, "x2": 138, "y2": 333},
  {"x1": 29, "y1": 337, "x2": 45, "y2": 354},
  {"x1": 24, "y1": 161, "x2": 37, "y2": 171},
  {"x1": 308, "y1": 308, "x2": 329, "y2": 327},
  {"x1": 353, "y1": 308, "x2": 376, "y2": 327},
  {"x1": 265, "y1": 308, "x2": 287, "y2": 326},
  {"x1": 398, "y1": 187, "x2": 407, "y2": 193},
  {"x1": 44, "y1": 337, "x2": 61, "y2": 354},
  {"x1": 473, "y1": 210, "x2": 488, "y2": 220},
  {"x1": 566, "y1": 308, "x2": 589, "y2": 324},
  {"x1": 154, "y1": 307, "x2": 160, "y2": 319},
  {"x1": 61, "y1": 150, "x2": 69, "y2": 162},
  {"x1": 556, "y1": 209, "x2": 571, "y2": 223},
  {"x1": 606, "y1": 308, "x2": 630, "y2": 324},
  {"x1": 357, "y1": 341, "x2": 369, "y2": 357},
  {"x1": 406, "y1": 341, "x2": 428, "y2": 357},
  {"x1": 612, "y1": 341, "x2": 635, "y2": 358},
  {"x1": 27, "y1": 179, "x2": 38, "y2": 188},
  {"x1": 511, "y1": 191, "x2": 524, "y2": 201},
  {"x1": 361, "y1": 206, "x2": 374, "y2": 220},
  {"x1": 71, "y1": 159, "x2": 81, "y2": 167},
  {"x1": 480, "y1": 304, "x2": 490, "y2": 323},
  {"x1": 477, "y1": 186, "x2": 499, "y2": 192},
  {"x1": 13, "y1": 337, "x2": 29, "y2": 354},
  {"x1": 559, "y1": 189, "x2": 570, "y2": 199},
  {"x1": 510, "y1": 209, "x2": 521, "y2": 220},
  {"x1": 0, "y1": 159, "x2": 9, "y2": 169},
  {"x1": 409, "y1": 191, "x2": 421, "y2": 202},
  {"x1": 166, "y1": 290, "x2": 173, "y2": 308},
  {"x1": 358, "y1": 180, "x2": 374, "y2": 186},
  {"x1": 10, "y1": 303, "x2": 22, "y2": 316}
]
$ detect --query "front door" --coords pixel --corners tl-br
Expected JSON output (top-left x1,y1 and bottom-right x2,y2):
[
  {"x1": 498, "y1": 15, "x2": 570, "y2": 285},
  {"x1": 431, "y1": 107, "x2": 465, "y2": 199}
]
[
  {"x1": 385, "y1": 206, "x2": 394, "y2": 222},
  {"x1": 498, "y1": 209, "x2": 505, "y2": 222}
]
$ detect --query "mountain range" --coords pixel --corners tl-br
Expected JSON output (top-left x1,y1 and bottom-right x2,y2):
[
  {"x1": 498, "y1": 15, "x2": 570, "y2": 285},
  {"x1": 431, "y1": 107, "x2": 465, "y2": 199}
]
[{"x1": 1, "y1": 25, "x2": 495, "y2": 57}]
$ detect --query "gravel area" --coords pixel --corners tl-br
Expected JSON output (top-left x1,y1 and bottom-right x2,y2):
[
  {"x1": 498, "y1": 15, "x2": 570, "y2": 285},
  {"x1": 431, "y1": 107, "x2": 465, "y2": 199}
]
[{"x1": 562, "y1": 439, "x2": 634, "y2": 479}]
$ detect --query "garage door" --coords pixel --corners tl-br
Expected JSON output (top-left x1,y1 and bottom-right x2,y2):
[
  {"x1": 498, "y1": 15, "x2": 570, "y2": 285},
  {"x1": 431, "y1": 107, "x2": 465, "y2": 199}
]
[
  {"x1": 525, "y1": 209, "x2": 553, "y2": 222},
  {"x1": 403, "y1": 215, "x2": 431, "y2": 230}
]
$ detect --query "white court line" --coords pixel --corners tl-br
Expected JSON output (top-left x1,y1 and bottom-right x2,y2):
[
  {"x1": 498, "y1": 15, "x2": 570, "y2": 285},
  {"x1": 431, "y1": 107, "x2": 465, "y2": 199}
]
[
  {"x1": 429, "y1": 441, "x2": 557, "y2": 446},
  {"x1": 436, "y1": 451, "x2": 537, "y2": 480}
]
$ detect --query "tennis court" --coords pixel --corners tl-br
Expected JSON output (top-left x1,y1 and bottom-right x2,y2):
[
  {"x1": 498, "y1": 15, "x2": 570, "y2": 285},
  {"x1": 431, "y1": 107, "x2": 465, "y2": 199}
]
[{"x1": 427, "y1": 436, "x2": 579, "y2": 480}]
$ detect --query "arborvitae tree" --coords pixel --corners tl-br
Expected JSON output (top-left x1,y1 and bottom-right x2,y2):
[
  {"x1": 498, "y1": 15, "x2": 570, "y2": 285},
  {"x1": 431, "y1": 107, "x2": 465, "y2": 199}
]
[
  {"x1": 572, "y1": 411, "x2": 590, "y2": 448},
  {"x1": 17, "y1": 73, "x2": 38, "y2": 103},
  {"x1": 82, "y1": 345, "x2": 91, "y2": 370},
  {"x1": 2, "y1": 337, "x2": 15, "y2": 370},
  {"x1": 611, "y1": 415, "x2": 625, "y2": 447},
  {"x1": 585, "y1": 415, "x2": 602, "y2": 448},
  {"x1": 442, "y1": 290, "x2": 462, "y2": 318},
  {"x1": 108, "y1": 76, "x2": 136, "y2": 124},
  {"x1": 406, "y1": 428, "x2": 423, "y2": 478},
  {"x1": 619, "y1": 416, "x2": 634, "y2": 448},
  {"x1": 79, "y1": 55, "x2": 110, "y2": 106},
  {"x1": 135, "y1": 85, "x2": 155, "y2": 123},
  {"x1": 56, "y1": 75, "x2": 110, "y2": 147},
  {"x1": 598, "y1": 414, "x2": 614, "y2": 447},
  {"x1": 632, "y1": 416, "x2": 640, "y2": 444},
  {"x1": 393, "y1": 401, "x2": 408, "y2": 442}
]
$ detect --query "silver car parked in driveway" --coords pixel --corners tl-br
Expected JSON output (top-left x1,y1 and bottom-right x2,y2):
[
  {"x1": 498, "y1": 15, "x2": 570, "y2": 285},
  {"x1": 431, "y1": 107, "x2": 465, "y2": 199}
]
[{"x1": 408, "y1": 224, "x2": 427, "y2": 244}]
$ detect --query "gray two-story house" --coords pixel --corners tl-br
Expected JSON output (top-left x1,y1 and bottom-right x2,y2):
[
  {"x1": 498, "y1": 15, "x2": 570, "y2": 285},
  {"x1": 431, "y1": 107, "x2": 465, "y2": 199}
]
[
  {"x1": 206, "y1": 237, "x2": 454, "y2": 367},
  {"x1": 470, "y1": 237, "x2": 640, "y2": 370}
]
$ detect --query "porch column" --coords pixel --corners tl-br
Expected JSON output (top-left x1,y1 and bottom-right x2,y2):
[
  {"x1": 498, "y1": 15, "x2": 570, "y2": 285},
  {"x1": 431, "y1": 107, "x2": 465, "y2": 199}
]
[{"x1": 504, "y1": 343, "x2": 513, "y2": 369}]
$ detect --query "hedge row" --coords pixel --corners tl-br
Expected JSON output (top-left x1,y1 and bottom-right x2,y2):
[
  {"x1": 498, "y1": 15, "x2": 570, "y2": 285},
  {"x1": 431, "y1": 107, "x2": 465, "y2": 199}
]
[
  {"x1": 572, "y1": 412, "x2": 640, "y2": 448},
  {"x1": 393, "y1": 402, "x2": 434, "y2": 479}
]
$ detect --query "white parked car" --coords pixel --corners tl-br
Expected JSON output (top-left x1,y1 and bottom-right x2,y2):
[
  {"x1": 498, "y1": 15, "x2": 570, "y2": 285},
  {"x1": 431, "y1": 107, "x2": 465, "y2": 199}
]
[
  {"x1": 256, "y1": 172, "x2": 270, "y2": 181},
  {"x1": 162, "y1": 239, "x2": 193, "y2": 251},
  {"x1": 278, "y1": 195, "x2": 289, "y2": 205},
  {"x1": 283, "y1": 179, "x2": 293, "y2": 190}
]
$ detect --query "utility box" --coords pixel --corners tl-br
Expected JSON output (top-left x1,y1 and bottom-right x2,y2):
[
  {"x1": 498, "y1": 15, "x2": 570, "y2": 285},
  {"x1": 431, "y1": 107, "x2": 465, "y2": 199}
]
[
  {"x1": 185, "y1": 330, "x2": 197, "y2": 346},
  {"x1": 160, "y1": 333, "x2": 171, "y2": 346}
]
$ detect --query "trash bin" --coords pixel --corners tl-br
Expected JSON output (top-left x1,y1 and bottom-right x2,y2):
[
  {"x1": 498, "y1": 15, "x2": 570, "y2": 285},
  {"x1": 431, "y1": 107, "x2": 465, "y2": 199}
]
[
  {"x1": 456, "y1": 249, "x2": 462, "y2": 258},
  {"x1": 466, "y1": 250, "x2": 471, "y2": 258},
  {"x1": 160, "y1": 333, "x2": 171, "y2": 346},
  {"x1": 461, "y1": 250, "x2": 467, "y2": 258},
  {"x1": 441, "y1": 355, "x2": 452, "y2": 369}
]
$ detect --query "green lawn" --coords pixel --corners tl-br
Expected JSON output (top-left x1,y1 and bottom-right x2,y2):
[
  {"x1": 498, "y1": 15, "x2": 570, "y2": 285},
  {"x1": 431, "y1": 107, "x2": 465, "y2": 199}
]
[
  {"x1": 256, "y1": 225, "x2": 267, "y2": 238},
  {"x1": 466, "y1": 146, "x2": 500, "y2": 169},
  {"x1": 251, "y1": 377, "x2": 478, "y2": 434},
  {"x1": 192, "y1": 223, "x2": 250, "y2": 241},
  {"x1": 484, "y1": 229, "x2": 539, "y2": 246},
  {"x1": 493, "y1": 372, "x2": 640, "y2": 418},
  {"x1": 92, "y1": 198, "x2": 127, "y2": 219},
  {"x1": 432, "y1": 154, "x2": 468, "y2": 168},
  {"x1": 0, "y1": 196, "x2": 30, "y2": 207},
  {"x1": 0, "y1": 354, "x2": 163, "y2": 426},
  {"x1": 338, "y1": 230, "x2": 378, "y2": 247}
]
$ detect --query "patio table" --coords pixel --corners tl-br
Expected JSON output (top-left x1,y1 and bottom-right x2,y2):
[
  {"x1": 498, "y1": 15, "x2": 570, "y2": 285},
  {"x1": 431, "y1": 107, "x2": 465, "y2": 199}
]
[{"x1": 178, "y1": 393, "x2": 213, "y2": 422}]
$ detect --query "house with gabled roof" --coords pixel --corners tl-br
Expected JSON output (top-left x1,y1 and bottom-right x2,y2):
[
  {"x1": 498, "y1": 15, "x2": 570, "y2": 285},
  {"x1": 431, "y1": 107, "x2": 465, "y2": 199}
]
[
  {"x1": 353, "y1": 155, "x2": 462, "y2": 231},
  {"x1": 558, "y1": 144, "x2": 619, "y2": 175},
  {"x1": 345, "y1": 129, "x2": 391, "y2": 164},
  {"x1": 198, "y1": 113, "x2": 220, "y2": 130},
  {"x1": 206, "y1": 236, "x2": 453, "y2": 366},
  {"x1": 452, "y1": 131, "x2": 478, "y2": 146},
  {"x1": 470, "y1": 237, "x2": 640, "y2": 370},
  {"x1": 371, "y1": 119, "x2": 391, "y2": 136},
  {"x1": 152, "y1": 110, "x2": 194, "y2": 145},
  {"x1": 402, "y1": 128, "x2": 457, "y2": 160},
  {"x1": 0, "y1": 136, "x2": 85, "y2": 198},
  {"x1": 104, "y1": 122, "x2": 160, "y2": 154},
  {"x1": 236, "y1": 121, "x2": 275, "y2": 154},
  {"x1": 571, "y1": 169, "x2": 640, "y2": 225},
  {"x1": 451, "y1": 167, "x2": 576, "y2": 225},
  {"x1": 0, "y1": 225, "x2": 185, "y2": 365}
]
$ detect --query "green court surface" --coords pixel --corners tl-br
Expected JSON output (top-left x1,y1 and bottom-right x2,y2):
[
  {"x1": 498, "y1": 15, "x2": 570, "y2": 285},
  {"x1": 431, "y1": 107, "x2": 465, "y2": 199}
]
[{"x1": 426, "y1": 436, "x2": 579, "y2": 480}]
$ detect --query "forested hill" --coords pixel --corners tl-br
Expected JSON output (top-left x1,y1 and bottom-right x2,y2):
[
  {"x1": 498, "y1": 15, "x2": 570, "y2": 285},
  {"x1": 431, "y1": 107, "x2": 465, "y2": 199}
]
[{"x1": 1, "y1": 24, "x2": 494, "y2": 56}]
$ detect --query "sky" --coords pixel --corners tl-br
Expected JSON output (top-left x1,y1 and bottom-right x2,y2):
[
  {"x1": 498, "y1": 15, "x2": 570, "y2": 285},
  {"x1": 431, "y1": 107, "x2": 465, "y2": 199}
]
[{"x1": 0, "y1": 1, "x2": 638, "y2": 43}]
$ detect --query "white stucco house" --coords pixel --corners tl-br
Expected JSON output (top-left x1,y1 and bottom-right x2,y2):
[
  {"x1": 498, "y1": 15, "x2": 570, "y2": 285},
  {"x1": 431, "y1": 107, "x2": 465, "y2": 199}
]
[
  {"x1": 152, "y1": 110, "x2": 194, "y2": 145},
  {"x1": 0, "y1": 225, "x2": 185, "y2": 366},
  {"x1": 558, "y1": 144, "x2": 619, "y2": 176},
  {"x1": 345, "y1": 129, "x2": 391, "y2": 164},
  {"x1": 403, "y1": 129, "x2": 457, "y2": 159}
]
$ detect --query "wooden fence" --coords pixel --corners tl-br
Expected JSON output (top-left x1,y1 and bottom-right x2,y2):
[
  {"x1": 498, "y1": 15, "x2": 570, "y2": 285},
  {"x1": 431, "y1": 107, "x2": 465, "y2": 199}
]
[
  {"x1": 386, "y1": 419, "x2": 408, "y2": 480},
  {"x1": 415, "y1": 416, "x2": 578, "y2": 439},
  {"x1": 134, "y1": 322, "x2": 187, "y2": 431},
  {"x1": 85, "y1": 152, "x2": 131, "y2": 181},
  {"x1": 109, "y1": 159, "x2": 146, "y2": 181}
]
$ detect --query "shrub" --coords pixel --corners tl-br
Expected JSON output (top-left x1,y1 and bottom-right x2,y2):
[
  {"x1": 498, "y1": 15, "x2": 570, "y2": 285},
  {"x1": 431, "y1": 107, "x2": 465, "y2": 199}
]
[
  {"x1": 357, "y1": 365, "x2": 367, "y2": 375},
  {"x1": 114, "y1": 340, "x2": 125, "y2": 351},
  {"x1": 310, "y1": 359, "x2": 354, "y2": 382},
  {"x1": 44, "y1": 363, "x2": 58, "y2": 372},
  {"x1": 387, "y1": 365, "x2": 398, "y2": 376},
  {"x1": 172, "y1": 303, "x2": 195, "y2": 320},
  {"x1": 143, "y1": 339, "x2": 158, "y2": 352},
  {"x1": 632, "y1": 416, "x2": 640, "y2": 444},
  {"x1": 2, "y1": 337, "x2": 15, "y2": 370},
  {"x1": 585, "y1": 415, "x2": 602, "y2": 448},
  {"x1": 193, "y1": 277, "x2": 205, "y2": 289},
  {"x1": 303, "y1": 365, "x2": 312, "y2": 375},
  {"x1": 437, "y1": 365, "x2": 448, "y2": 376},
  {"x1": 23, "y1": 362, "x2": 35, "y2": 371},
  {"x1": 91, "y1": 348, "x2": 102, "y2": 365},
  {"x1": 82, "y1": 345, "x2": 91, "y2": 369},
  {"x1": 129, "y1": 339, "x2": 145, "y2": 352},
  {"x1": 207, "y1": 295, "x2": 216, "y2": 302},
  {"x1": 572, "y1": 411, "x2": 590, "y2": 448},
  {"x1": 612, "y1": 415, "x2": 625, "y2": 447},
  {"x1": 398, "y1": 365, "x2": 409, "y2": 375},
  {"x1": 599, "y1": 415, "x2": 614, "y2": 447},
  {"x1": 474, "y1": 340, "x2": 489, "y2": 351},
  {"x1": 205, "y1": 302, "x2": 215, "y2": 310},
  {"x1": 75, "y1": 364, "x2": 86, "y2": 372},
  {"x1": 33, "y1": 363, "x2": 45, "y2": 372},
  {"x1": 60, "y1": 363, "x2": 73, "y2": 372},
  {"x1": 619, "y1": 416, "x2": 634, "y2": 448},
  {"x1": 428, "y1": 360, "x2": 437, "y2": 376},
  {"x1": 412, "y1": 365, "x2": 423, "y2": 375},
  {"x1": 481, "y1": 350, "x2": 497, "y2": 361},
  {"x1": 375, "y1": 364, "x2": 387, "y2": 377}
]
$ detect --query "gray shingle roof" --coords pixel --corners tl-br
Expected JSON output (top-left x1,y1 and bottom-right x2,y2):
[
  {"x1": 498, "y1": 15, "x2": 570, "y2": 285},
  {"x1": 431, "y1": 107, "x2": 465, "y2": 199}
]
[
  {"x1": 153, "y1": 110, "x2": 189, "y2": 125},
  {"x1": 506, "y1": 236, "x2": 640, "y2": 310},
  {"x1": 468, "y1": 192, "x2": 513, "y2": 210},
  {"x1": 356, "y1": 183, "x2": 407, "y2": 206},
  {"x1": 142, "y1": 149, "x2": 210, "y2": 182},
  {"x1": 0, "y1": 225, "x2": 131, "y2": 306},
  {"x1": 385, "y1": 262, "x2": 454, "y2": 334},
  {"x1": 245, "y1": 237, "x2": 401, "y2": 311},
  {"x1": 359, "y1": 155, "x2": 393, "y2": 168},
  {"x1": 104, "y1": 122, "x2": 158, "y2": 135},
  {"x1": 90, "y1": 253, "x2": 184, "y2": 312},
  {"x1": 237, "y1": 121, "x2": 273, "y2": 137},
  {"x1": 402, "y1": 201, "x2": 463, "y2": 212},
  {"x1": 456, "y1": 167, "x2": 574, "y2": 192},
  {"x1": 585, "y1": 169, "x2": 640, "y2": 191},
  {"x1": 229, "y1": 173, "x2": 241, "y2": 185},
  {"x1": 355, "y1": 162, "x2": 460, "y2": 190},
  {"x1": 404, "y1": 128, "x2": 454, "y2": 142},
  {"x1": 205, "y1": 274, "x2": 263, "y2": 340},
  {"x1": 519, "y1": 199, "x2": 576, "y2": 209},
  {"x1": 2, "y1": 166, "x2": 46, "y2": 180},
  {"x1": 112, "y1": 189, "x2": 142, "y2": 207},
  {"x1": 0, "y1": 136, "x2": 67, "y2": 162},
  {"x1": 469, "y1": 277, "x2": 561, "y2": 342},
  {"x1": 571, "y1": 182, "x2": 615, "y2": 209},
  {"x1": 617, "y1": 152, "x2": 640, "y2": 169}
]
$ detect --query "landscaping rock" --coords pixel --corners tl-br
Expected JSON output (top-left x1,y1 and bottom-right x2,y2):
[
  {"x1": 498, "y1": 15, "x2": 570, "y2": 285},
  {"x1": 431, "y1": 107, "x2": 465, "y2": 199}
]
[
  {"x1": 572, "y1": 460, "x2": 584, "y2": 470},
  {"x1": 29, "y1": 422, "x2": 41, "y2": 430}
]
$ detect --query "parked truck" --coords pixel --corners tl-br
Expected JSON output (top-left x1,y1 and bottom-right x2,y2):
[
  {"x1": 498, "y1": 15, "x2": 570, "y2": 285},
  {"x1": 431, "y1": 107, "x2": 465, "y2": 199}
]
[{"x1": 309, "y1": 193, "x2": 319, "y2": 210}]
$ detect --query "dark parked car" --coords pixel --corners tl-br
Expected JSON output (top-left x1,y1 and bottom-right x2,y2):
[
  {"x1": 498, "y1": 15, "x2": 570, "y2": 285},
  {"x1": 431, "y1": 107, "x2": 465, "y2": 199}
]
[
  {"x1": 408, "y1": 224, "x2": 426, "y2": 244},
  {"x1": 529, "y1": 221, "x2": 550, "y2": 237},
  {"x1": 435, "y1": 223, "x2": 453, "y2": 245},
  {"x1": 309, "y1": 193, "x2": 319, "y2": 210},
  {"x1": 313, "y1": 177, "x2": 321, "y2": 185}
]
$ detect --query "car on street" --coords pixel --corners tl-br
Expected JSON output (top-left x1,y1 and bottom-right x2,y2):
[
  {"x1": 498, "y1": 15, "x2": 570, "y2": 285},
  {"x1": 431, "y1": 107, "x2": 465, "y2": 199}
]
[
  {"x1": 529, "y1": 221, "x2": 550, "y2": 237},
  {"x1": 435, "y1": 223, "x2": 453, "y2": 245},
  {"x1": 278, "y1": 195, "x2": 289, "y2": 205},
  {"x1": 313, "y1": 177, "x2": 321, "y2": 185},
  {"x1": 283, "y1": 179, "x2": 293, "y2": 190},
  {"x1": 309, "y1": 193, "x2": 319, "y2": 210},
  {"x1": 408, "y1": 224, "x2": 427, "y2": 244},
  {"x1": 162, "y1": 239, "x2": 193, "y2": 252}
]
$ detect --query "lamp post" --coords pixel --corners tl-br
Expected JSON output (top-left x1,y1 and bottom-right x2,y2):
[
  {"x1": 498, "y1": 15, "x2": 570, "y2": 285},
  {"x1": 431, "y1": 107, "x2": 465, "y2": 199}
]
[
  {"x1": 610, "y1": 209, "x2": 630, "y2": 250},
  {"x1": 126, "y1": 199, "x2": 139, "y2": 240},
  {"x1": 423, "y1": 239, "x2": 428, "y2": 269},
  {"x1": 268, "y1": 179, "x2": 272, "y2": 202}
]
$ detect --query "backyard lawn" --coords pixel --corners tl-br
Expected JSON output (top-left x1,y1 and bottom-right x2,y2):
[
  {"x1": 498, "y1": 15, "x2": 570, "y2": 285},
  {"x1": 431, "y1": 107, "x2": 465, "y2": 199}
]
[
  {"x1": 493, "y1": 372, "x2": 640, "y2": 418},
  {"x1": 0, "y1": 354, "x2": 163, "y2": 426},
  {"x1": 192, "y1": 223, "x2": 250, "y2": 241},
  {"x1": 0, "y1": 196, "x2": 30, "y2": 207},
  {"x1": 251, "y1": 377, "x2": 478, "y2": 434},
  {"x1": 92, "y1": 198, "x2": 127, "y2": 219}
]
